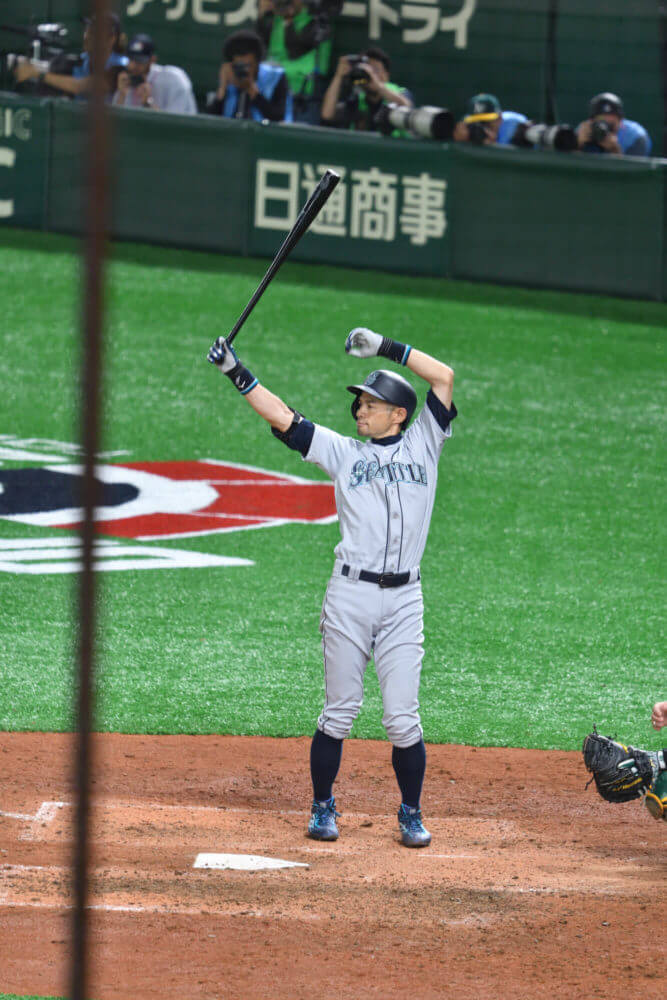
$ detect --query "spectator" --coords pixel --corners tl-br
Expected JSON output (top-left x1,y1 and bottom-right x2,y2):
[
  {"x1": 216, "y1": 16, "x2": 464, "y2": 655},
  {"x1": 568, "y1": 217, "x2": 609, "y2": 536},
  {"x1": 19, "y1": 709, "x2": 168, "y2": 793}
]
[
  {"x1": 576, "y1": 92, "x2": 651, "y2": 157},
  {"x1": 13, "y1": 12, "x2": 127, "y2": 99},
  {"x1": 256, "y1": 0, "x2": 336, "y2": 124},
  {"x1": 453, "y1": 93, "x2": 528, "y2": 146},
  {"x1": 112, "y1": 33, "x2": 197, "y2": 114},
  {"x1": 320, "y1": 47, "x2": 412, "y2": 131},
  {"x1": 207, "y1": 30, "x2": 292, "y2": 123}
]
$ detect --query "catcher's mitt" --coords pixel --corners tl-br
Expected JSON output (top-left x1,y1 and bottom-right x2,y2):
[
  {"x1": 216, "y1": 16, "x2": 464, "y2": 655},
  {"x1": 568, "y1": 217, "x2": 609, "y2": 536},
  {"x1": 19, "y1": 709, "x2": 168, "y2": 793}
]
[{"x1": 582, "y1": 731, "x2": 660, "y2": 804}]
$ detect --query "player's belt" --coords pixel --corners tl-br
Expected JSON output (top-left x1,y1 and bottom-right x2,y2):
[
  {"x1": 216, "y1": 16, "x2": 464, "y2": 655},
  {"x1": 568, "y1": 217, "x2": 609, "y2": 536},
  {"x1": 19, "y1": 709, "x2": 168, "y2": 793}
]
[{"x1": 341, "y1": 564, "x2": 419, "y2": 588}]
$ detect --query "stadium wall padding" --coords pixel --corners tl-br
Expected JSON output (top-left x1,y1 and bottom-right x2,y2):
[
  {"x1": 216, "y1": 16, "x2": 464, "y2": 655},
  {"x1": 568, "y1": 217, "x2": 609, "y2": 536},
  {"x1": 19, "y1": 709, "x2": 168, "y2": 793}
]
[{"x1": 1, "y1": 92, "x2": 667, "y2": 301}]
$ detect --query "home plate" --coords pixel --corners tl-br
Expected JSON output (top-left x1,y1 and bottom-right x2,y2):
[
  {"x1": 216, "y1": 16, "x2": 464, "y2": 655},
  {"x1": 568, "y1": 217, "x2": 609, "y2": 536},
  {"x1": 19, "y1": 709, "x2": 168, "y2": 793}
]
[{"x1": 193, "y1": 853, "x2": 309, "y2": 871}]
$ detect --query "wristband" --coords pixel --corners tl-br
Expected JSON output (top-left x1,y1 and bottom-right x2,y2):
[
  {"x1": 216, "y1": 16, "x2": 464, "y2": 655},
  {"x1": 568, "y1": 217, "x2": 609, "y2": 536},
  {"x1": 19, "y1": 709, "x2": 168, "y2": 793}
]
[
  {"x1": 378, "y1": 337, "x2": 411, "y2": 366},
  {"x1": 225, "y1": 362, "x2": 258, "y2": 395}
]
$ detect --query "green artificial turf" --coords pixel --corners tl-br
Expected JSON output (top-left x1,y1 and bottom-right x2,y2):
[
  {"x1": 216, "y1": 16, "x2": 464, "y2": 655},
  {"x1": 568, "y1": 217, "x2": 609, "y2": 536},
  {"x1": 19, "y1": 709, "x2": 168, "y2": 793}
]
[{"x1": 0, "y1": 228, "x2": 664, "y2": 749}]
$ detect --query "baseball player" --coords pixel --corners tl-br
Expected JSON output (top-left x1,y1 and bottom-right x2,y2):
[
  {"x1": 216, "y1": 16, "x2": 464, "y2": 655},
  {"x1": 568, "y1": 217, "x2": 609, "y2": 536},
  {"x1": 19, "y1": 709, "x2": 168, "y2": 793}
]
[{"x1": 207, "y1": 326, "x2": 456, "y2": 847}]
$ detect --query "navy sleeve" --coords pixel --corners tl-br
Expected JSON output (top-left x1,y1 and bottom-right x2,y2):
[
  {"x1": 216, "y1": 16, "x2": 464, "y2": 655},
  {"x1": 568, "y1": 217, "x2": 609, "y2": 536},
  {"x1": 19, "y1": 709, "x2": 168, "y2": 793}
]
[
  {"x1": 271, "y1": 417, "x2": 315, "y2": 457},
  {"x1": 426, "y1": 389, "x2": 457, "y2": 432}
]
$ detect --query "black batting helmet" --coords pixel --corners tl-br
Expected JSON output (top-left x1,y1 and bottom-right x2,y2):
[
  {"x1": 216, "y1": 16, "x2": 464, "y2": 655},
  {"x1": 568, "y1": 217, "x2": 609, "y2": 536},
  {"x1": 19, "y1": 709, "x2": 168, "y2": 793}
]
[
  {"x1": 347, "y1": 369, "x2": 418, "y2": 428},
  {"x1": 589, "y1": 92, "x2": 624, "y2": 118}
]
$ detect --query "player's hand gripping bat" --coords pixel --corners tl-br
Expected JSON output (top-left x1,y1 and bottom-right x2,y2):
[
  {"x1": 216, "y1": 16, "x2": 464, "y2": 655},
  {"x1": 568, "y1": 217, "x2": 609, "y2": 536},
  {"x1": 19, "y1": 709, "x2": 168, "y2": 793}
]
[{"x1": 226, "y1": 168, "x2": 340, "y2": 345}]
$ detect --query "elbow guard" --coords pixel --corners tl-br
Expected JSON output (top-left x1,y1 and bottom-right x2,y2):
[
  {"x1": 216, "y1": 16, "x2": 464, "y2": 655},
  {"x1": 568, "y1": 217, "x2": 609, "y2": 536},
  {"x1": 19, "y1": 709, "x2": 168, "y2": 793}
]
[{"x1": 271, "y1": 409, "x2": 314, "y2": 455}]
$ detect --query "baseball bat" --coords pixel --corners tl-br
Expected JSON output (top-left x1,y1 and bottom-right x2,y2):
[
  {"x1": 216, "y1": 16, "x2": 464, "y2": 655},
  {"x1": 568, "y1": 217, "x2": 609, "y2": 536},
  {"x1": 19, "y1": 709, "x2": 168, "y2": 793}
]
[{"x1": 227, "y1": 168, "x2": 340, "y2": 344}]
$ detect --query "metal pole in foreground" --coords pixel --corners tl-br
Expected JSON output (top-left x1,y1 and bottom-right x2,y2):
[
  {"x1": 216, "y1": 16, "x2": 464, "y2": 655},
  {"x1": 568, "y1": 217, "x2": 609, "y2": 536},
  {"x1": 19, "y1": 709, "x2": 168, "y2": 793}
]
[{"x1": 71, "y1": 2, "x2": 110, "y2": 997}]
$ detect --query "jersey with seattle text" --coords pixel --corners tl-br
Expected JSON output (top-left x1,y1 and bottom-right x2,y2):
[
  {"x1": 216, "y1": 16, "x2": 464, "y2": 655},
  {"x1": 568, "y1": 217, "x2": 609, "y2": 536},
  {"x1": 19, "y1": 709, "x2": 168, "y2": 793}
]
[{"x1": 303, "y1": 390, "x2": 456, "y2": 574}]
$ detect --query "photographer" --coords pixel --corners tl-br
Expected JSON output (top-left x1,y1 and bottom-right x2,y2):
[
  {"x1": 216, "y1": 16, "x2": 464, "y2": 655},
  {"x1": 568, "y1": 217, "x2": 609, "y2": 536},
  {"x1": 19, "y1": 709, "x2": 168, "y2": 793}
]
[
  {"x1": 256, "y1": 0, "x2": 337, "y2": 123},
  {"x1": 12, "y1": 12, "x2": 127, "y2": 100},
  {"x1": 207, "y1": 30, "x2": 292, "y2": 122},
  {"x1": 320, "y1": 48, "x2": 412, "y2": 131},
  {"x1": 576, "y1": 92, "x2": 651, "y2": 157},
  {"x1": 453, "y1": 93, "x2": 528, "y2": 146},
  {"x1": 112, "y1": 34, "x2": 197, "y2": 114}
]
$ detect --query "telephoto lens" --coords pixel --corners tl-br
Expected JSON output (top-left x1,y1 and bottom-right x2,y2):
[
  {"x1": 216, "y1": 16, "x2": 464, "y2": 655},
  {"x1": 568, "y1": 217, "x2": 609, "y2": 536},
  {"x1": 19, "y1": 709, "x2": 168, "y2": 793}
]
[
  {"x1": 375, "y1": 102, "x2": 454, "y2": 141},
  {"x1": 512, "y1": 121, "x2": 578, "y2": 152}
]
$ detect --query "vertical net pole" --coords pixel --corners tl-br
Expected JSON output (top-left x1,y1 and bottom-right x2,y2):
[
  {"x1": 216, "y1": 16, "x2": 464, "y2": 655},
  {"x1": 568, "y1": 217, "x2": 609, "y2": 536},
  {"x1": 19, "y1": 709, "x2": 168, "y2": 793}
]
[{"x1": 71, "y1": 2, "x2": 110, "y2": 997}]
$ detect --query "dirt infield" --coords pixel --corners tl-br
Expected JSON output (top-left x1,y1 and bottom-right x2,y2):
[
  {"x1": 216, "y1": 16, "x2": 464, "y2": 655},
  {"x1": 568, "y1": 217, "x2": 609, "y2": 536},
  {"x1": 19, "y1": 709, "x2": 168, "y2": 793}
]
[{"x1": 0, "y1": 732, "x2": 665, "y2": 999}]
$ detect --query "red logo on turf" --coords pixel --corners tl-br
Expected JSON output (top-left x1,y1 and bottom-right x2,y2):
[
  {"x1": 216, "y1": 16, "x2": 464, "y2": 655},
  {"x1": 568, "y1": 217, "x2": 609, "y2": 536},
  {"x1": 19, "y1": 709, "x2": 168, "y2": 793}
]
[{"x1": 0, "y1": 460, "x2": 337, "y2": 540}]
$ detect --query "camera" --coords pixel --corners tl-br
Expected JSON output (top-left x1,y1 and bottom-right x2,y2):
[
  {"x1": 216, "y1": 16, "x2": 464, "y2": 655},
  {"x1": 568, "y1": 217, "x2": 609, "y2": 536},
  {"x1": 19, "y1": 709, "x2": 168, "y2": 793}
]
[
  {"x1": 344, "y1": 54, "x2": 372, "y2": 87},
  {"x1": 1, "y1": 21, "x2": 78, "y2": 91},
  {"x1": 233, "y1": 60, "x2": 251, "y2": 81},
  {"x1": 128, "y1": 73, "x2": 146, "y2": 87},
  {"x1": 307, "y1": 0, "x2": 344, "y2": 14},
  {"x1": 467, "y1": 121, "x2": 491, "y2": 145},
  {"x1": 375, "y1": 102, "x2": 454, "y2": 141},
  {"x1": 512, "y1": 121, "x2": 577, "y2": 152},
  {"x1": 590, "y1": 118, "x2": 612, "y2": 146}
]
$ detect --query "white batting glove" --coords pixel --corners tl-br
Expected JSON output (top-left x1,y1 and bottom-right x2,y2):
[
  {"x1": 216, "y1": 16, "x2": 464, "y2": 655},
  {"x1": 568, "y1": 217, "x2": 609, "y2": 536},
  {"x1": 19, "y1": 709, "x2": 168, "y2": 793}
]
[
  {"x1": 207, "y1": 336, "x2": 240, "y2": 373},
  {"x1": 345, "y1": 327, "x2": 383, "y2": 358}
]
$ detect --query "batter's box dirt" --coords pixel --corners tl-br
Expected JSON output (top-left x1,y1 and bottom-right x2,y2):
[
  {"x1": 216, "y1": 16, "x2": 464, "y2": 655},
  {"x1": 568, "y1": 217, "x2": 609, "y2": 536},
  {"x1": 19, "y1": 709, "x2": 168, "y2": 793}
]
[{"x1": 0, "y1": 732, "x2": 665, "y2": 1000}]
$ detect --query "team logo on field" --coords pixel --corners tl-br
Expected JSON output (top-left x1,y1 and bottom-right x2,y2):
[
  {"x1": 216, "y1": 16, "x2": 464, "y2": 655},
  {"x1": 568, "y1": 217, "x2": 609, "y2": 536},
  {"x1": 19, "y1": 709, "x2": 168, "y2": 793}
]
[{"x1": 0, "y1": 460, "x2": 337, "y2": 539}]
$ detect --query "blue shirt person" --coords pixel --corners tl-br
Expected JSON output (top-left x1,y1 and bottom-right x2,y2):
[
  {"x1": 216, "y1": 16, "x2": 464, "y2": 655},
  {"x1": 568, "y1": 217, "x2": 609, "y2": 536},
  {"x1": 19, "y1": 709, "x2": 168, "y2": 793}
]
[
  {"x1": 208, "y1": 29, "x2": 292, "y2": 123},
  {"x1": 453, "y1": 93, "x2": 528, "y2": 146},
  {"x1": 576, "y1": 92, "x2": 652, "y2": 158}
]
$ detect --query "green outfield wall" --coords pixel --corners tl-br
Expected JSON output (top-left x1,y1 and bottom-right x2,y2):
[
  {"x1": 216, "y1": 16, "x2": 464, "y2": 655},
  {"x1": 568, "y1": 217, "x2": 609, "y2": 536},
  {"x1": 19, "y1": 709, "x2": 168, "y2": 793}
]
[
  {"x1": 0, "y1": 1, "x2": 663, "y2": 155},
  {"x1": 0, "y1": 92, "x2": 666, "y2": 299}
]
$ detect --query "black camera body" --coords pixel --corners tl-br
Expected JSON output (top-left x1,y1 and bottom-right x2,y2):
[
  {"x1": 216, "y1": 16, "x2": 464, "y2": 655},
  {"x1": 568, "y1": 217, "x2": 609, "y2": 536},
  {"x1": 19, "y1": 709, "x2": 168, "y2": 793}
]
[
  {"x1": 591, "y1": 118, "x2": 612, "y2": 146},
  {"x1": 344, "y1": 54, "x2": 372, "y2": 87},
  {"x1": 467, "y1": 121, "x2": 491, "y2": 145},
  {"x1": 233, "y1": 60, "x2": 251, "y2": 81},
  {"x1": 307, "y1": 0, "x2": 344, "y2": 14}
]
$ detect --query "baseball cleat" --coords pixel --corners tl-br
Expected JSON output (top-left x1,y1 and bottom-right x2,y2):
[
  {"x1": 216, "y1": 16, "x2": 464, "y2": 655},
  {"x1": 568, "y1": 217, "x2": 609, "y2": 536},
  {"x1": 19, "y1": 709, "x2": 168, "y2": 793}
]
[
  {"x1": 398, "y1": 803, "x2": 431, "y2": 848},
  {"x1": 307, "y1": 797, "x2": 340, "y2": 840}
]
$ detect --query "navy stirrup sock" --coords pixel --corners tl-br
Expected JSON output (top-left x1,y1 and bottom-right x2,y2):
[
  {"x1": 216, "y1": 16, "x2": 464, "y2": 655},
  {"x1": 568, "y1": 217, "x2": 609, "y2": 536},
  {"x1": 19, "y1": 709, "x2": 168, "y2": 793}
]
[
  {"x1": 310, "y1": 728, "x2": 343, "y2": 802},
  {"x1": 392, "y1": 739, "x2": 426, "y2": 809}
]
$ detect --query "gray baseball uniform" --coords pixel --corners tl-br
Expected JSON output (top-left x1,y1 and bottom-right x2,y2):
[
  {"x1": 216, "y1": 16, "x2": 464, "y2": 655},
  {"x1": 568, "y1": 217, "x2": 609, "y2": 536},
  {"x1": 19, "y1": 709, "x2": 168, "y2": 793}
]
[{"x1": 295, "y1": 389, "x2": 456, "y2": 747}]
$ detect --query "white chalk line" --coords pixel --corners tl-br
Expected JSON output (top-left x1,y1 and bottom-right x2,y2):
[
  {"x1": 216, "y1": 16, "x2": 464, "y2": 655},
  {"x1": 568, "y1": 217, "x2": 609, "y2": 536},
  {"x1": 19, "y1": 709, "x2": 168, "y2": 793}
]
[
  {"x1": 17, "y1": 801, "x2": 67, "y2": 841},
  {"x1": 0, "y1": 898, "x2": 313, "y2": 918}
]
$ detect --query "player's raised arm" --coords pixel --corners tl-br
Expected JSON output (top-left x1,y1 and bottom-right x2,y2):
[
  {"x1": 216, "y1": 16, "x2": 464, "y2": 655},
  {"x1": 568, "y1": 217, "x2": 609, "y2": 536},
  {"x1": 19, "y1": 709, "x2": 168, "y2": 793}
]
[
  {"x1": 345, "y1": 327, "x2": 454, "y2": 408},
  {"x1": 207, "y1": 336, "x2": 293, "y2": 432}
]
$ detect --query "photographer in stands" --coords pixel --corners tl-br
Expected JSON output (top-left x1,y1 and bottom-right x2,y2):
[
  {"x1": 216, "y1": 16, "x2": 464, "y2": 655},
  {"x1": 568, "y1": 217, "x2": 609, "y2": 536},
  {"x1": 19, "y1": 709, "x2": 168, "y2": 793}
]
[
  {"x1": 320, "y1": 47, "x2": 412, "y2": 131},
  {"x1": 12, "y1": 12, "x2": 127, "y2": 100},
  {"x1": 453, "y1": 93, "x2": 527, "y2": 146},
  {"x1": 112, "y1": 33, "x2": 197, "y2": 114},
  {"x1": 256, "y1": 0, "x2": 339, "y2": 123},
  {"x1": 576, "y1": 92, "x2": 651, "y2": 157},
  {"x1": 207, "y1": 30, "x2": 292, "y2": 122}
]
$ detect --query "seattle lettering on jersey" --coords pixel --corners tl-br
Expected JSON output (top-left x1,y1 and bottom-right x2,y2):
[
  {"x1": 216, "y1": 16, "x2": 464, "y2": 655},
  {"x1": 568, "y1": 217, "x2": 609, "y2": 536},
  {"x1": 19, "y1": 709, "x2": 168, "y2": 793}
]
[{"x1": 349, "y1": 459, "x2": 428, "y2": 489}]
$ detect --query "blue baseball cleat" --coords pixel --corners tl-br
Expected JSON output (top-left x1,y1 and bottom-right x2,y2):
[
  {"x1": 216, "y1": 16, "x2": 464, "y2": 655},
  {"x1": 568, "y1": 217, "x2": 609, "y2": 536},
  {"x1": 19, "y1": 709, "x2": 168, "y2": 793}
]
[
  {"x1": 398, "y1": 803, "x2": 431, "y2": 848},
  {"x1": 307, "y1": 796, "x2": 340, "y2": 840}
]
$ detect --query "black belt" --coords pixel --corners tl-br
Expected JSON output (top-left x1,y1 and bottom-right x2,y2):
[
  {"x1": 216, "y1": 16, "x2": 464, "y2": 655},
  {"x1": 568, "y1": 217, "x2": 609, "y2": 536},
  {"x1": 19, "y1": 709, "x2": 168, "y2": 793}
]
[{"x1": 341, "y1": 564, "x2": 419, "y2": 588}]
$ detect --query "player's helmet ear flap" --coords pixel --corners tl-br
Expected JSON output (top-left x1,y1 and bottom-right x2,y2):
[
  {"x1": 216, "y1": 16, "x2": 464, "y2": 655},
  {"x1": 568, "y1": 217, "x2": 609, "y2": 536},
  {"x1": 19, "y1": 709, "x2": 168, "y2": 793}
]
[{"x1": 346, "y1": 369, "x2": 417, "y2": 429}]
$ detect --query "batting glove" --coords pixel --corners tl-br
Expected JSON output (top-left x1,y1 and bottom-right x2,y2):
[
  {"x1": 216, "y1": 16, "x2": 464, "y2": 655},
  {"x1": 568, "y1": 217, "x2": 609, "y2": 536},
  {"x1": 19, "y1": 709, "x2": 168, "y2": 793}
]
[
  {"x1": 345, "y1": 328, "x2": 412, "y2": 366},
  {"x1": 207, "y1": 336, "x2": 239, "y2": 373},
  {"x1": 345, "y1": 327, "x2": 382, "y2": 358}
]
